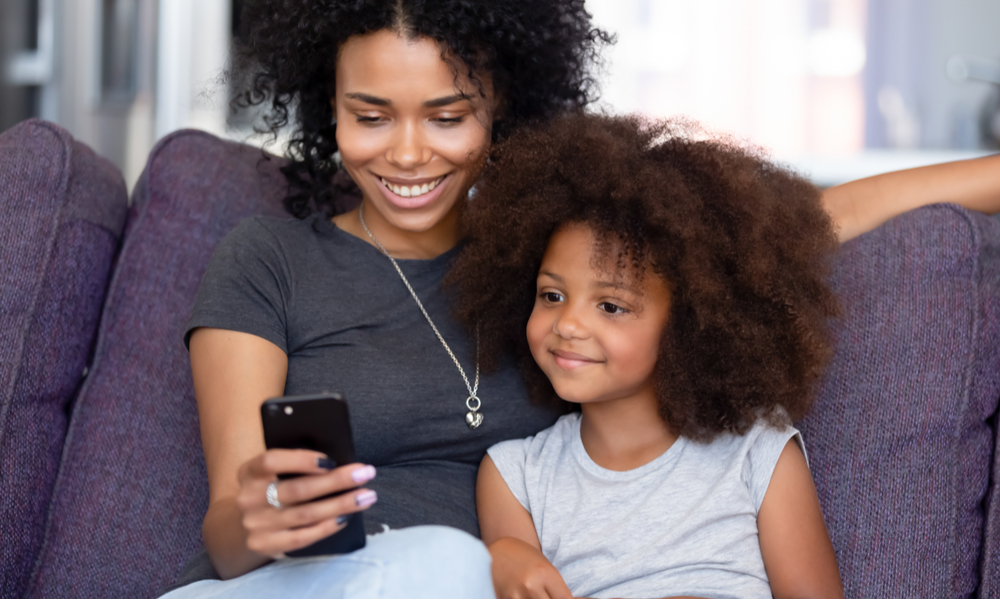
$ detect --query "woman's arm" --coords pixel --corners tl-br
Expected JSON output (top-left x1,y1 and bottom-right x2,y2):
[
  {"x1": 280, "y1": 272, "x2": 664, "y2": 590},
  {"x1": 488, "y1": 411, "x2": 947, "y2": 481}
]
[
  {"x1": 757, "y1": 440, "x2": 844, "y2": 598},
  {"x1": 823, "y1": 154, "x2": 1000, "y2": 242},
  {"x1": 478, "y1": 455, "x2": 572, "y2": 599},
  {"x1": 192, "y1": 327, "x2": 376, "y2": 579}
]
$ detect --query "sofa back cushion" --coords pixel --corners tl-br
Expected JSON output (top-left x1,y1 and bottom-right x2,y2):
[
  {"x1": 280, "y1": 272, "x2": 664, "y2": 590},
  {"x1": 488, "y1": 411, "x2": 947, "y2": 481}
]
[
  {"x1": 25, "y1": 130, "x2": 291, "y2": 598},
  {"x1": 798, "y1": 204, "x2": 1000, "y2": 598},
  {"x1": 0, "y1": 120, "x2": 127, "y2": 598}
]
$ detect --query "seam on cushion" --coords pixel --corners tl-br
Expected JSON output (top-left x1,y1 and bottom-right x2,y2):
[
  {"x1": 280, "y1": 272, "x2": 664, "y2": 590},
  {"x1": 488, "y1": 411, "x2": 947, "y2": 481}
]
[
  {"x1": 943, "y1": 203, "x2": 981, "y2": 597},
  {"x1": 0, "y1": 120, "x2": 73, "y2": 459},
  {"x1": 23, "y1": 128, "x2": 215, "y2": 595}
]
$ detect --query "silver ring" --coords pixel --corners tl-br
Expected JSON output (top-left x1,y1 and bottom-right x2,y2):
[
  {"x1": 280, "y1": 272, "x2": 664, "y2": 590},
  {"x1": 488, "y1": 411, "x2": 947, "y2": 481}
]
[{"x1": 266, "y1": 481, "x2": 282, "y2": 509}]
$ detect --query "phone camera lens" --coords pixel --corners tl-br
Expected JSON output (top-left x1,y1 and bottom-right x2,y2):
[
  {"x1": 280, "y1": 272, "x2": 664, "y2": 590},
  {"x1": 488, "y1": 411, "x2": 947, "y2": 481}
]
[{"x1": 267, "y1": 404, "x2": 279, "y2": 415}]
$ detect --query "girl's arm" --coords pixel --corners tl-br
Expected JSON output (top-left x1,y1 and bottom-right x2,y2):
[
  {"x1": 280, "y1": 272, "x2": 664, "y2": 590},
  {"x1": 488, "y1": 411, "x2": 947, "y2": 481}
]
[
  {"x1": 757, "y1": 440, "x2": 844, "y2": 598},
  {"x1": 823, "y1": 154, "x2": 1000, "y2": 242},
  {"x1": 478, "y1": 455, "x2": 573, "y2": 598},
  {"x1": 192, "y1": 328, "x2": 375, "y2": 579}
]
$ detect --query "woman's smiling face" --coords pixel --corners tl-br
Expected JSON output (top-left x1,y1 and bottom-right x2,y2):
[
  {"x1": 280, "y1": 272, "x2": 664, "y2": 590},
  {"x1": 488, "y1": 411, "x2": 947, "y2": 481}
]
[{"x1": 334, "y1": 30, "x2": 496, "y2": 242}]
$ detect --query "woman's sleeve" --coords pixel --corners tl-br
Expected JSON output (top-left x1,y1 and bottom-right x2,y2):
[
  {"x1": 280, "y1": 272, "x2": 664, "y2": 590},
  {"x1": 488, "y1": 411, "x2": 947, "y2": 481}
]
[{"x1": 184, "y1": 217, "x2": 291, "y2": 352}]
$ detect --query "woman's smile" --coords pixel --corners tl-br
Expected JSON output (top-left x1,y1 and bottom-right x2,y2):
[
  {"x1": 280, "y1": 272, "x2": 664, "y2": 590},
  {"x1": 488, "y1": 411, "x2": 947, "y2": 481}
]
[{"x1": 375, "y1": 173, "x2": 452, "y2": 209}]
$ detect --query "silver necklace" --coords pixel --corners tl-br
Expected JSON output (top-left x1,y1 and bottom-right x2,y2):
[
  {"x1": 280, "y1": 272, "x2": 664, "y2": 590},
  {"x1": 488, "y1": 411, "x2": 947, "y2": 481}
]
[{"x1": 358, "y1": 204, "x2": 483, "y2": 429}]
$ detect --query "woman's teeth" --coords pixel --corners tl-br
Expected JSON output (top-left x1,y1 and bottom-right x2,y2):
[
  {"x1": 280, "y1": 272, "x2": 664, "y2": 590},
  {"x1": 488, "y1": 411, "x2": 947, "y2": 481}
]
[{"x1": 381, "y1": 176, "x2": 444, "y2": 198}]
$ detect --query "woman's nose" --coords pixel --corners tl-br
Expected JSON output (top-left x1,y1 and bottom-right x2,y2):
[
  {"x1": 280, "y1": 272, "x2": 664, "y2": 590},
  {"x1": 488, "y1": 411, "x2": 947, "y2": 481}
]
[{"x1": 385, "y1": 122, "x2": 430, "y2": 169}]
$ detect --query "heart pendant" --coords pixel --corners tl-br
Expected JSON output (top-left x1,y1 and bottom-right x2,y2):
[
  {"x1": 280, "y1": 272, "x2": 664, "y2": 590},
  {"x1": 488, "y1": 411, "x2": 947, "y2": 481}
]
[{"x1": 466, "y1": 411, "x2": 483, "y2": 429}]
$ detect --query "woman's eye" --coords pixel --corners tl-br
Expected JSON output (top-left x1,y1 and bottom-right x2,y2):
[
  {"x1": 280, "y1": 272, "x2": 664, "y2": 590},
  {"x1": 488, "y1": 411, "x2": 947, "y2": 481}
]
[
  {"x1": 435, "y1": 117, "x2": 464, "y2": 125},
  {"x1": 355, "y1": 115, "x2": 382, "y2": 123},
  {"x1": 599, "y1": 302, "x2": 627, "y2": 315}
]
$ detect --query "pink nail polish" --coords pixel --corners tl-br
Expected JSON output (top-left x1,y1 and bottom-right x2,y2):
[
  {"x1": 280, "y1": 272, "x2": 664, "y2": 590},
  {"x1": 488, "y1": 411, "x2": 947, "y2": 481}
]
[
  {"x1": 355, "y1": 490, "x2": 377, "y2": 507},
  {"x1": 351, "y1": 465, "x2": 376, "y2": 483}
]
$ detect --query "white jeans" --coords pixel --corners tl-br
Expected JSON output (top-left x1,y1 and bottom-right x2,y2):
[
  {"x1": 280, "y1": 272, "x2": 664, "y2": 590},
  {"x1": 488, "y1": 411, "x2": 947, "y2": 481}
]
[{"x1": 161, "y1": 525, "x2": 495, "y2": 599}]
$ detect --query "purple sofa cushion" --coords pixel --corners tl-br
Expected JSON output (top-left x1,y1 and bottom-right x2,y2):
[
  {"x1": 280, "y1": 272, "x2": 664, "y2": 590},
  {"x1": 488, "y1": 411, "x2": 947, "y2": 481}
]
[
  {"x1": 0, "y1": 120, "x2": 127, "y2": 599},
  {"x1": 26, "y1": 130, "x2": 291, "y2": 598},
  {"x1": 798, "y1": 204, "x2": 1000, "y2": 598}
]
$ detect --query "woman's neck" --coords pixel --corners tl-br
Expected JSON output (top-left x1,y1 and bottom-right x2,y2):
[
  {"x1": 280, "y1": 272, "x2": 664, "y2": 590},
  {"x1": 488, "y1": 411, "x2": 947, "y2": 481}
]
[
  {"x1": 579, "y1": 391, "x2": 678, "y2": 472},
  {"x1": 332, "y1": 200, "x2": 463, "y2": 260}
]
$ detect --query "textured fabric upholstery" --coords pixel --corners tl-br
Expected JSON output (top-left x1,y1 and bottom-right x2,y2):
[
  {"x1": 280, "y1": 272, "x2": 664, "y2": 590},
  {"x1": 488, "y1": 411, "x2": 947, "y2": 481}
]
[
  {"x1": 798, "y1": 204, "x2": 1000, "y2": 598},
  {"x1": 25, "y1": 130, "x2": 290, "y2": 598},
  {"x1": 0, "y1": 120, "x2": 128, "y2": 599}
]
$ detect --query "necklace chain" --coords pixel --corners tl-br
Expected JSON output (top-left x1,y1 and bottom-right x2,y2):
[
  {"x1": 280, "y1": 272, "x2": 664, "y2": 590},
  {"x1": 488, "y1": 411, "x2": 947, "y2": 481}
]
[{"x1": 358, "y1": 204, "x2": 483, "y2": 427}]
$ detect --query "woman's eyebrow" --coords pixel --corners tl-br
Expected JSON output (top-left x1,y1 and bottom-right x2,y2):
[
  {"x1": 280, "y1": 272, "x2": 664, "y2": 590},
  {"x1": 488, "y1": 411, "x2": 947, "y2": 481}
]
[
  {"x1": 342, "y1": 92, "x2": 472, "y2": 108},
  {"x1": 423, "y1": 93, "x2": 472, "y2": 108},
  {"x1": 344, "y1": 92, "x2": 390, "y2": 106}
]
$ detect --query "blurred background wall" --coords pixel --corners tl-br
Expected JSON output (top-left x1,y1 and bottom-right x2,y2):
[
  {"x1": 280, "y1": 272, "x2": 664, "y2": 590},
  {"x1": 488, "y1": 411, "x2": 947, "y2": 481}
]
[{"x1": 1, "y1": 0, "x2": 999, "y2": 190}]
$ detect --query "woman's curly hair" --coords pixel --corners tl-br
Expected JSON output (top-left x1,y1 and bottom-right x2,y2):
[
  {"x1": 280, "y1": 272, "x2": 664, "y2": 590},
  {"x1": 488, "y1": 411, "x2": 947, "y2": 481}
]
[
  {"x1": 448, "y1": 113, "x2": 840, "y2": 441},
  {"x1": 231, "y1": 0, "x2": 611, "y2": 218}
]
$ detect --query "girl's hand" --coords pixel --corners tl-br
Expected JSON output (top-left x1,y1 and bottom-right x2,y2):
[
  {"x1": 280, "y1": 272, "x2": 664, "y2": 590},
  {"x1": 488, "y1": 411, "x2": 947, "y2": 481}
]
[
  {"x1": 235, "y1": 448, "x2": 377, "y2": 559},
  {"x1": 488, "y1": 537, "x2": 573, "y2": 599}
]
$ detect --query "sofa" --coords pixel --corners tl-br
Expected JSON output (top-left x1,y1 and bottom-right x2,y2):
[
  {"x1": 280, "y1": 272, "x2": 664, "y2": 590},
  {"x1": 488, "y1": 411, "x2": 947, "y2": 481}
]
[{"x1": 1, "y1": 118, "x2": 999, "y2": 598}]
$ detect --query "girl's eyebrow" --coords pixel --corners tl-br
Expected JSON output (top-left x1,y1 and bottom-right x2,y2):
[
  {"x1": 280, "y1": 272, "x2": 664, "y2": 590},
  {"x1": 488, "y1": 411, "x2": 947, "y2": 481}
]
[
  {"x1": 539, "y1": 270, "x2": 637, "y2": 294},
  {"x1": 593, "y1": 280, "x2": 637, "y2": 293}
]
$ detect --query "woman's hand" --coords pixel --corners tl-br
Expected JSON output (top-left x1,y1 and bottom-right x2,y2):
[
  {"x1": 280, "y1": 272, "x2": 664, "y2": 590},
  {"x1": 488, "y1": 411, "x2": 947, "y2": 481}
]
[
  {"x1": 489, "y1": 537, "x2": 573, "y2": 599},
  {"x1": 235, "y1": 449, "x2": 377, "y2": 559}
]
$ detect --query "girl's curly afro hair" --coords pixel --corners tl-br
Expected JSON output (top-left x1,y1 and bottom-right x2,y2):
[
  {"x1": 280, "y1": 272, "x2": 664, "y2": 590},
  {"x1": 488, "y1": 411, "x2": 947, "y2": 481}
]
[
  {"x1": 231, "y1": 0, "x2": 611, "y2": 218},
  {"x1": 448, "y1": 113, "x2": 840, "y2": 441}
]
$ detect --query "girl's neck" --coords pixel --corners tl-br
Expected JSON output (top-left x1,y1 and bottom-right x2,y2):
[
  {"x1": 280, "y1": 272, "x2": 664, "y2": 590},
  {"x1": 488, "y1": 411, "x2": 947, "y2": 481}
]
[
  {"x1": 332, "y1": 200, "x2": 463, "y2": 260},
  {"x1": 579, "y1": 390, "x2": 678, "y2": 472}
]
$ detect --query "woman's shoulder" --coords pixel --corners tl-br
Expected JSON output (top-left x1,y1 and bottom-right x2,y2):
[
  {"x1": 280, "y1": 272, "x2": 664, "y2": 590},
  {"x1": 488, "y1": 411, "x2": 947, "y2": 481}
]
[{"x1": 224, "y1": 214, "x2": 328, "y2": 246}]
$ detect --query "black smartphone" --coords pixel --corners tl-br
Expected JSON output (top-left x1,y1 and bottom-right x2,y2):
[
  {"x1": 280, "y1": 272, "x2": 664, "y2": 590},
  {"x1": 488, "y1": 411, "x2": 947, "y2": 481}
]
[{"x1": 260, "y1": 392, "x2": 366, "y2": 556}]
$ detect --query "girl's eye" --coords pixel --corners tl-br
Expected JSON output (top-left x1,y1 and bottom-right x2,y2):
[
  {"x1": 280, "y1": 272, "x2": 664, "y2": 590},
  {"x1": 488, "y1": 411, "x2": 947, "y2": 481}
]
[
  {"x1": 599, "y1": 302, "x2": 627, "y2": 315},
  {"x1": 540, "y1": 292, "x2": 563, "y2": 303}
]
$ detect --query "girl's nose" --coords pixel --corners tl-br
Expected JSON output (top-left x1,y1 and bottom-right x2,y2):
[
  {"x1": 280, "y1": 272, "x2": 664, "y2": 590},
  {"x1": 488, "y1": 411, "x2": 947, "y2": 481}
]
[
  {"x1": 553, "y1": 305, "x2": 587, "y2": 340},
  {"x1": 386, "y1": 122, "x2": 431, "y2": 169}
]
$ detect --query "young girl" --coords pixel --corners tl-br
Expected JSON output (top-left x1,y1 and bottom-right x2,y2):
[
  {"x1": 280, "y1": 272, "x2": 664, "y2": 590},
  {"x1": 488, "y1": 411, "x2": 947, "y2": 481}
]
[{"x1": 449, "y1": 114, "x2": 845, "y2": 598}]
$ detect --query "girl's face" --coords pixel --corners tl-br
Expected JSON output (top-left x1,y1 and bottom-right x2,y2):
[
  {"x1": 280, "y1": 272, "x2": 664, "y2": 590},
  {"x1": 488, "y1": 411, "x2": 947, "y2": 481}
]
[
  {"x1": 334, "y1": 30, "x2": 496, "y2": 239},
  {"x1": 526, "y1": 223, "x2": 672, "y2": 407}
]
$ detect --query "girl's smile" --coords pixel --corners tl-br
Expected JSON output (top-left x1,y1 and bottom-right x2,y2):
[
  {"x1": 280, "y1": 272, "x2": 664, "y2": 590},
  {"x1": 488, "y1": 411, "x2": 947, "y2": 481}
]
[{"x1": 526, "y1": 223, "x2": 672, "y2": 408}]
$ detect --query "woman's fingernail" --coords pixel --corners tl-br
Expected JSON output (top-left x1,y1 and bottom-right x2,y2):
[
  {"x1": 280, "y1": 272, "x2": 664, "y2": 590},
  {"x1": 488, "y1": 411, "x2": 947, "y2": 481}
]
[
  {"x1": 355, "y1": 490, "x2": 377, "y2": 507},
  {"x1": 317, "y1": 457, "x2": 337, "y2": 470},
  {"x1": 336, "y1": 515, "x2": 349, "y2": 525},
  {"x1": 351, "y1": 465, "x2": 376, "y2": 483}
]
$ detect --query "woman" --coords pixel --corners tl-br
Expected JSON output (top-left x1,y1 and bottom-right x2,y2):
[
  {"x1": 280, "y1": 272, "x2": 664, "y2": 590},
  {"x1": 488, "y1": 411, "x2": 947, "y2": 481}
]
[
  {"x1": 167, "y1": 0, "x2": 609, "y2": 597},
  {"x1": 169, "y1": 0, "x2": 1000, "y2": 597}
]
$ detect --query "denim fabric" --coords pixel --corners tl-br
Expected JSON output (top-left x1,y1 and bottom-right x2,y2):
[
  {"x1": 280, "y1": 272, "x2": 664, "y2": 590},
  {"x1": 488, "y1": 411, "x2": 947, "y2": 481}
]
[
  {"x1": 798, "y1": 204, "x2": 1000, "y2": 598},
  {"x1": 161, "y1": 526, "x2": 495, "y2": 599}
]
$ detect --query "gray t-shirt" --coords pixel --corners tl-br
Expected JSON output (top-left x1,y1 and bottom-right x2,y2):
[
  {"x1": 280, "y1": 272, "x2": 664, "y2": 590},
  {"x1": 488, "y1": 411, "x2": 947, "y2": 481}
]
[
  {"x1": 187, "y1": 215, "x2": 561, "y2": 537},
  {"x1": 487, "y1": 413, "x2": 803, "y2": 599}
]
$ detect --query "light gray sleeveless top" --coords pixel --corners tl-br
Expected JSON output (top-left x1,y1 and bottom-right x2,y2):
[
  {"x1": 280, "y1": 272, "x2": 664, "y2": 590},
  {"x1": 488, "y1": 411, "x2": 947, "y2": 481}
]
[{"x1": 488, "y1": 413, "x2": 803, "y2": 599}]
